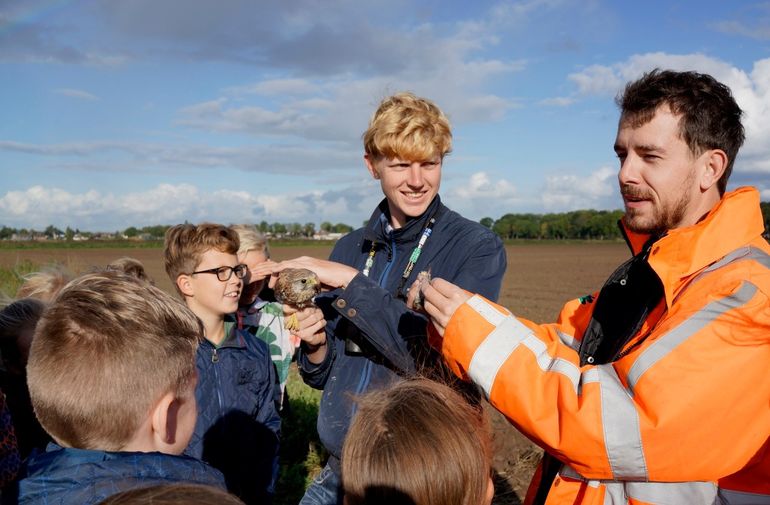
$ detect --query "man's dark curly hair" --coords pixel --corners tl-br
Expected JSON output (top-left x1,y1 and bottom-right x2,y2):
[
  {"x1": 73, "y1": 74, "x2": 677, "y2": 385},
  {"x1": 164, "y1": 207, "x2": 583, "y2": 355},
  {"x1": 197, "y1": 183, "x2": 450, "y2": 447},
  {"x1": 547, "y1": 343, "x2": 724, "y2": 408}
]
[{"x1": 617, "y1": 69, "x2": 745, "y2": 195}]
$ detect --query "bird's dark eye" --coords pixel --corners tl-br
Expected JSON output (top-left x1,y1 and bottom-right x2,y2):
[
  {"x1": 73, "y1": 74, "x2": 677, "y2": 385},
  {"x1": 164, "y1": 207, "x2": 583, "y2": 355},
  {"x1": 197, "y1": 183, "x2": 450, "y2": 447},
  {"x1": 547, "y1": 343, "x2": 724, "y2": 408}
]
[{"x1": 301, "y1": 279, "x2": 307, "y2": 284}]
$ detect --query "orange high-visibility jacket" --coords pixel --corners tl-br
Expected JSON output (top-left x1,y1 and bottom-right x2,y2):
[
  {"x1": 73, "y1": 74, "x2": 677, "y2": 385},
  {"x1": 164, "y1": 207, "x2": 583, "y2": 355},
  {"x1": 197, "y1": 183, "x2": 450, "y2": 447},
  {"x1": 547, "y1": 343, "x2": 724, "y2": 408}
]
[{"x1": 439, "y1": 187, "x2": 770, "y2": 505}]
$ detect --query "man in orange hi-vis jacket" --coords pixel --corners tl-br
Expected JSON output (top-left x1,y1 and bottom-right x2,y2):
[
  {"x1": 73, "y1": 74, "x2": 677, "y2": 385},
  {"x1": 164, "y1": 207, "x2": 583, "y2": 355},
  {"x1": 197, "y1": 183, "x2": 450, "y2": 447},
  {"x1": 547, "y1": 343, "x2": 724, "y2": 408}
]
[{"x1": 418, "y1": 69, "x2": 770, "y2": 505}]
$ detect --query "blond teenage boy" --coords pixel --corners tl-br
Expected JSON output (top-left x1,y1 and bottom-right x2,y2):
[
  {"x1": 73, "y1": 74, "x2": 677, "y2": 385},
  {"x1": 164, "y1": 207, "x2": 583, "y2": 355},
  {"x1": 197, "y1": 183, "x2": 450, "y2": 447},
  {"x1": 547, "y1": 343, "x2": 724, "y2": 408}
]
[
  {"x1": 164, "y1": 223, "x2": 280, "y2": 505},
  {"x1": 255, "y1": 92, "x2": 506, "y2": 505},
  {"x1": 12, "y1": 271, "x2": 225, "y2": 505}
]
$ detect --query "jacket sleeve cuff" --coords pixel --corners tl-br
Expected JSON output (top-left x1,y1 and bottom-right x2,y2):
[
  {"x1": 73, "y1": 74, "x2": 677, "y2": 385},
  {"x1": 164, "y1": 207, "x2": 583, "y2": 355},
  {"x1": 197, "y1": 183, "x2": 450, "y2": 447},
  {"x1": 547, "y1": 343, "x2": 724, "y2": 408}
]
[{"x1": 297, "y1": 340, "x2": 334, "y2": 388}]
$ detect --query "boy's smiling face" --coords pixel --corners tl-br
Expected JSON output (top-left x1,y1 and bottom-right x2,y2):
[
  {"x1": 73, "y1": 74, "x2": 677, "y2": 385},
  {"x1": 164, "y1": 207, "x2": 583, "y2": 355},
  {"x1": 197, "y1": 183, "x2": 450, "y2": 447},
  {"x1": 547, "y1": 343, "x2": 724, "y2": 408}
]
[{"x1": 185, "y1": 249, "x2": 242, "y2": 319}]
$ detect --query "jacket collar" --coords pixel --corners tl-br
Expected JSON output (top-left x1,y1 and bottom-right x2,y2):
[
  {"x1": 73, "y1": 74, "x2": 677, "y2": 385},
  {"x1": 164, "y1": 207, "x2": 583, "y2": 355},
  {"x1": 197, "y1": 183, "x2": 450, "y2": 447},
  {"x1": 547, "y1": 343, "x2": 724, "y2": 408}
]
[
  {"x1": 622, "y1": 187, "x2": 765, "y2": 307},
  {"x1": 363, "y1": 195, "x2": 444, "y2": 245}
]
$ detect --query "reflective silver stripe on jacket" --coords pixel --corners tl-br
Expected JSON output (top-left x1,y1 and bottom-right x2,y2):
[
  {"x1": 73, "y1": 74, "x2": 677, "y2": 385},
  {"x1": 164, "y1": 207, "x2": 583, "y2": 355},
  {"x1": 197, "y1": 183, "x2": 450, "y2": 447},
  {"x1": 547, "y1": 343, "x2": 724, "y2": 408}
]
[
  {"x1": 693, "y1": 246, "x2": 770, "y2": 279},
  {"x1": 596, "y1": 364, "x2": 646, "y2": 479},
  {"x1": 560, "y1": 465, "x2": 718, "y2": 504},
  {"x1": 467, "y1": 296, "x2": 587, "y2": 397},
  {"x1": 626, "y1": 281, "x2": 758, "y2": 394},
  {"x1": 467, "y1": 313, "x2": 530, "y2": 396}
]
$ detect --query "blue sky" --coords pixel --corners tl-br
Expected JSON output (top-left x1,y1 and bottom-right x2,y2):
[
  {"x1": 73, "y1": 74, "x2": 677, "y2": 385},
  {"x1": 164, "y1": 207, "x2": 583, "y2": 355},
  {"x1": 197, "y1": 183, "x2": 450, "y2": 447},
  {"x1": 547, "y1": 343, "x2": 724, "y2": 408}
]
[{"x1": 1, "y1": 0, "x2": 770, "y2": 231}]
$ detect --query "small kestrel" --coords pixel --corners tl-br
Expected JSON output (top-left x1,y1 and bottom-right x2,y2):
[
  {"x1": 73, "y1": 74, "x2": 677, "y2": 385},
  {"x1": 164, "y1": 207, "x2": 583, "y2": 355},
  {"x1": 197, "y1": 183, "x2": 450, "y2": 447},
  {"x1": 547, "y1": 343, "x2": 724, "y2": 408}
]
[{"x1": 274, "y1": 268, "x2": 321, "y2": 331}]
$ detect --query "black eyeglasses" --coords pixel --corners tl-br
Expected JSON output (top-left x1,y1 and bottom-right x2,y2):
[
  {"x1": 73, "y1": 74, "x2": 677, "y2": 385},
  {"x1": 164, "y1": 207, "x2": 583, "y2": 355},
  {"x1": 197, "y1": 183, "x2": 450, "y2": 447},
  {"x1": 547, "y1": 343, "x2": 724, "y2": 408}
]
[{"x1": 191, "y1": 264, "x2": 248, "y2": 282}]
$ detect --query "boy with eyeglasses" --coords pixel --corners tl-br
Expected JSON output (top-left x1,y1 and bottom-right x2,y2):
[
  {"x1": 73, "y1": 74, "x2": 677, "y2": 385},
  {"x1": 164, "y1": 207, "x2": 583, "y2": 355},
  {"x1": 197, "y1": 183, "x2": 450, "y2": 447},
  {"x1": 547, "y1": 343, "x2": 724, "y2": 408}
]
[{"x1": 164, "y1": 223, "x2": 280, "y2": 505}]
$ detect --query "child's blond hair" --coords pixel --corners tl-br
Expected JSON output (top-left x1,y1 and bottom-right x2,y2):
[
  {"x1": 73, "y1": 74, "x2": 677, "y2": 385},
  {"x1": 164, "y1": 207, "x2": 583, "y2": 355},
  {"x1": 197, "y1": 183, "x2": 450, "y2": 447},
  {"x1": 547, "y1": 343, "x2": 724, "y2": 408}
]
[
  {"x1": 362, "y1": 92, "x2": 452, "y2": 162},
  {"x1": 26, "y1": 271, "x2": 202, "y2": 451},
  {"x1": 230, "y1": 224, "x2": 269, "y2": 259}
]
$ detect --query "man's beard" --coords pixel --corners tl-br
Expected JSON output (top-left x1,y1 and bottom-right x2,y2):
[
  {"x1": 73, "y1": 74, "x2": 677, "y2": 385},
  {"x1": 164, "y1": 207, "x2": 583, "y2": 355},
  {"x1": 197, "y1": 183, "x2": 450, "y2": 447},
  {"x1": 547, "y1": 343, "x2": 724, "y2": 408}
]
[{"x1": 621, "y1": 172, "x2": 694, "y2": 235}]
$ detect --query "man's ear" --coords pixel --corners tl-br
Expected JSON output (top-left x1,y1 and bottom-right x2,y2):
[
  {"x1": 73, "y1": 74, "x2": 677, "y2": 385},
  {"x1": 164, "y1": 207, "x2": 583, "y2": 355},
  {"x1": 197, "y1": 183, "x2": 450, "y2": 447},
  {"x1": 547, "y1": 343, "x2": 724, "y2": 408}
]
[
  {"x1": 176, "y1": 274, "x2": 194, "y2": 297},
  {"x1": 364, "y1": 154, "x2": 379, "y2": 180},
  {"x1": 700, "y1": 149, "x2": 728, "y2": 192},
  {"x1": 150, "y1": 391, "x2": 178, "y2": 449}
]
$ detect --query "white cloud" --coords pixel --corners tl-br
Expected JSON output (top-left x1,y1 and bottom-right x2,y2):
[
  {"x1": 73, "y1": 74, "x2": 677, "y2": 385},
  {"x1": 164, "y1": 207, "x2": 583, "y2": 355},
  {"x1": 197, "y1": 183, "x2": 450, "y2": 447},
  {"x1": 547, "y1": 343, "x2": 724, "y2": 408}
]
[
  {"x1": 442, "y1": 171, "x2": 518, "y2": 218},
  {"x1": 541, "y1": 166, "x2": 617, "y2": 211},
  {"x1": 54, "y1": 88, "x2": 100, "y2": 101},
  {"x1": 0, "y1": 182, "x2": 382, "y2": 230},
  {"x1": 450, "y1": 171, "x2": 517, "y2": 200},
  {"x1": 568, "y1": 64, "x2": 624, "y2": 96}
]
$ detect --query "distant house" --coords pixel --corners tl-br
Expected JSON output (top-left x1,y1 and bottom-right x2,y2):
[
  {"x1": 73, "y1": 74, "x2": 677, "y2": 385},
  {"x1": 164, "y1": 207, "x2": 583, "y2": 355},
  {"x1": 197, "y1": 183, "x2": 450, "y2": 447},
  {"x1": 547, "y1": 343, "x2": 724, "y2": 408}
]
[{"x1": 312, "y1": 231, "x2": 345, "y2": 241}]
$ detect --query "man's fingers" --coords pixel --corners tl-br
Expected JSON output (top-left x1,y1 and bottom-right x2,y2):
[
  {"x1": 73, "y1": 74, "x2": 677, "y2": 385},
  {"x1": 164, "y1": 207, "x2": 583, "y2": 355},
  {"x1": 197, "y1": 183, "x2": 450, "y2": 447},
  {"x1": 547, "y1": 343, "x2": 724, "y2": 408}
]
[
  {"x1": 420, "y1": 299, "x2": 447, "y2": 338},
  {"x1": 420, "y1": 281, "x2": 445, "y2": 308},
  {"x1": 266, "y1": 272, "x2": 280, "y2": 289}
]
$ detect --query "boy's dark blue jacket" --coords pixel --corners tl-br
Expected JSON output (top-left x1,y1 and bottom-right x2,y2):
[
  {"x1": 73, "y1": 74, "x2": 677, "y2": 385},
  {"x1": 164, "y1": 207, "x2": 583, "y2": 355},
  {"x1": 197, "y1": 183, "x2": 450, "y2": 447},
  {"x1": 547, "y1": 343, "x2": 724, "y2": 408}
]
[
  {"x1": 298, "y1": 196, "x2": 506, "y2": 465},
  {"x1": 185, "y1": 324, "x2": 281, "y2": 505},
  {"x1": 11, "y1": 443, "x2": 225, "y2": 505}
]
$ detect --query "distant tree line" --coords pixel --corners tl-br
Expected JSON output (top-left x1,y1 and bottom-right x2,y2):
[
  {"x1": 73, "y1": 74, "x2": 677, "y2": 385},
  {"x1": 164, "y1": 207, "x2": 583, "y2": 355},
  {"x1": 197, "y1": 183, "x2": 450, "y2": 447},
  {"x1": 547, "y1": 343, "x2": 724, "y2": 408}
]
[
  {"x1": 481, "y1": 210, "x2": 626, "y2": 240},
  {"x1": 0, "y1": 221, "x2": 355, "y2": 241},
  {"x1": 123, "y1": 221, "x2": 354, "y2": 239},
  {"x1": 4, "y1": 205, "x2": 770, "y2": 242},
  {"x1": 481, "y1": 203, "x2": 770, "y2": 240}
]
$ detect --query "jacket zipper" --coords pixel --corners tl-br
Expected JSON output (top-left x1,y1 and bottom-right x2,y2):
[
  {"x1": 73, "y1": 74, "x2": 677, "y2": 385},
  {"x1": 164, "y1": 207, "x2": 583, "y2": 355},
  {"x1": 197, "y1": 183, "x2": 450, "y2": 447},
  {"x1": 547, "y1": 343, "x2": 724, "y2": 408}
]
[
  {"x1": 355, "y1": 235, "x2": 397, "y2": 396},
  {"x1": 211, "y1": 346, "x2": 224, "y2": 414}
]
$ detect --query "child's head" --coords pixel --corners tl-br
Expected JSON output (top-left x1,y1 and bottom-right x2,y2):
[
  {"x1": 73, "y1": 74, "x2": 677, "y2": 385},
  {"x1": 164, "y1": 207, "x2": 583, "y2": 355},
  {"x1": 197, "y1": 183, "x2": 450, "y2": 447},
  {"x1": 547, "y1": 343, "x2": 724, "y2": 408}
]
[
  {"x1": 342, "y1": 378, "x2": 494, "y2": 505},
  {"x1": 362, "y1": 92, "x2": 452, "y2": 163},
  {"x1": 230, "y1": 224, "x2": 270, "y2": 307},
  {"x1": 163, "y1": 223, "x2": 245, "y2": 318},
  {"x1": 0, "y1": 298, "x2": 45, "y2": 375},
  {"x1": 26, "y1": 271, "x2": 202, "y2": 454},
  {"x1": 106, "y1": 257, "x2": 153, "y2": 284}
]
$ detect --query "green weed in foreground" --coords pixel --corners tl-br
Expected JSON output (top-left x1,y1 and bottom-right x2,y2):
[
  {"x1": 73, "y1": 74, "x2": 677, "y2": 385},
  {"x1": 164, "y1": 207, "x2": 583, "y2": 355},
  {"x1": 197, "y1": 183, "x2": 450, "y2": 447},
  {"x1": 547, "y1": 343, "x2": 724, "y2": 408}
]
[
  {"x1": 0, "y1": 260, "x2": 40, "y2": 299},
  {"x1": 275, "y1": 365, "x2": 326, "y2": 504}
]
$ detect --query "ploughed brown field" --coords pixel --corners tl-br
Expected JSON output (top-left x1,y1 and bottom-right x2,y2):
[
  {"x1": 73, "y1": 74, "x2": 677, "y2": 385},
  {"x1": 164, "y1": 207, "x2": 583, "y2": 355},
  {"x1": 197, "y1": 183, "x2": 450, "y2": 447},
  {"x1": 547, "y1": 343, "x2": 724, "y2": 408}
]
[{"x1": 0, "y1": 242, "x2": 630, "y2": 504}]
